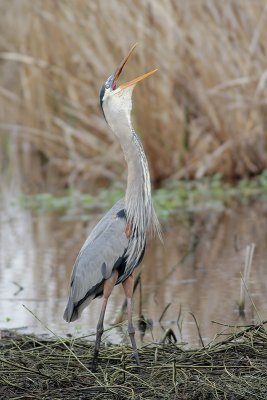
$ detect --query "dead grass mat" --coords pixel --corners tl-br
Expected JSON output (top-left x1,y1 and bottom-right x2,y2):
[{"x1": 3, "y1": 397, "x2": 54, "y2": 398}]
[{"x1": 0, "y1": 322, "x2": 267, "y2": 399}]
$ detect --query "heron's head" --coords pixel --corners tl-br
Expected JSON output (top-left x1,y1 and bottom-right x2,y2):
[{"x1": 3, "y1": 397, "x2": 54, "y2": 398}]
[{"x1": 100, "y1": 44, "x2": 157, "y2": 127}]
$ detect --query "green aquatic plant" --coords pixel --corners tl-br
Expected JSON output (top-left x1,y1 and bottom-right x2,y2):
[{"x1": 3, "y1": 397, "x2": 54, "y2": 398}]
[{"x1": 18, "y1": 172, "x2": 267, "y2": 220}]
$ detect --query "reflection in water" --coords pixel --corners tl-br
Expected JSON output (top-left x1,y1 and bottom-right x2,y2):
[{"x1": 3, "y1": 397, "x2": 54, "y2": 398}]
[{"x1": 0, "y1": 193, "x2": 267, "y2": 347}]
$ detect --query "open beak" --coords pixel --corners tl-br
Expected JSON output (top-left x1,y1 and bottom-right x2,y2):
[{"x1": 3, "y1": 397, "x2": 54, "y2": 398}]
[{"x1": 112, "y1": 43, "x2": 157, "y2": 90}]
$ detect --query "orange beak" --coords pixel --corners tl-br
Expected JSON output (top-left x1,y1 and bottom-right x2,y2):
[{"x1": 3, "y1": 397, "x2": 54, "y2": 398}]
[
  {"x1": 119, "y1": 69, "x2": 158, "y2": 90},
  {"x1": 112, "y1": 43, "x2": 157, "y2": 90}
]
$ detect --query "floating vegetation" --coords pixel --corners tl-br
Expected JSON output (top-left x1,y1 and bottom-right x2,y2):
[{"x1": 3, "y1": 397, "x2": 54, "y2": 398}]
[
  {"x1": 0, "y1": 322, "x2": 267, "y2": 399},
  {"x1": 18, "y1": 172, "x2": 267, "y2": 219}
]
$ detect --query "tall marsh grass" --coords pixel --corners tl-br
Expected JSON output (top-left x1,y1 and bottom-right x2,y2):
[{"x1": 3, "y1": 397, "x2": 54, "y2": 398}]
[{"x1": 1, "y1": 1, "x2": 267, "y2": 190}]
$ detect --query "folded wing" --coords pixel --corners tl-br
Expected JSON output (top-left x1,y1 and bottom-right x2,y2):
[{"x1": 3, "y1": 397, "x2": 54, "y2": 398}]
[{"x1": 63, "y1": 199, "x2": 128, "y2": 322}]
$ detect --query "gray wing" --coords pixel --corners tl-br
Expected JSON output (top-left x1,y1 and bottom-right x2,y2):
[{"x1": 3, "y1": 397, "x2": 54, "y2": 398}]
[
  {"x1": 79, "y1": 198, "x2": 125, "y2": 254},
  {"x1": 63, "y1": 199, "x2": 128, "y2": 322}
]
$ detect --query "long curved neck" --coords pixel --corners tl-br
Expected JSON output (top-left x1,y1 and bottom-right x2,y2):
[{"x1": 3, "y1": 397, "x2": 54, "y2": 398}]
[
  {"x1": 123, "y1": 123, "x2": 153, "y2": 234},
  {"x1": 107, "y1": 110, "x2": 159, "y2": 237},
  {"x1": 118, "y1": 122, "x2": 154, "y2": 230},
  {"x1": 102, "y1": 86, "x2": 161, "y2": 244}
]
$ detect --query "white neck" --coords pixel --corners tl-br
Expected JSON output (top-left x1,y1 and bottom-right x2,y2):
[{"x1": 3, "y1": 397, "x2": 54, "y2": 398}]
[{"x1": 102, "y1": 86, "x2": 161, "y2": 247}]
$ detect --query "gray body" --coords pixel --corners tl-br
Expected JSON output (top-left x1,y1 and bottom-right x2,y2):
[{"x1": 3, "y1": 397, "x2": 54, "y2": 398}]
[
  {"x1": 63, "y1": 198, "x2": 145, "y2": 322},
  {"x1": 63, "y1": 60, "x2": 160, "y2": 326}
]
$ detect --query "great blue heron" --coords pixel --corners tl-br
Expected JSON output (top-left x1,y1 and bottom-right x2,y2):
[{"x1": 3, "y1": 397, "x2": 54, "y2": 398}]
[{"x1": 63, "y1": 44, "x2": 160, "y2": 369}]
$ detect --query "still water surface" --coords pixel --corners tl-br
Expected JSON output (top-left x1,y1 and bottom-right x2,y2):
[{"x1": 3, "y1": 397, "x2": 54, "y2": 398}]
[{"x1": 1, "y1": 191, "x2": 267, "y2": 347}]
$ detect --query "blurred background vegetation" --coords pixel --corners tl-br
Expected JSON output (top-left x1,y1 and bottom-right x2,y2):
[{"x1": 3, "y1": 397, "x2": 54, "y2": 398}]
[{"x1": 1, "y1": 0, "x2": 267, "y2": 194}]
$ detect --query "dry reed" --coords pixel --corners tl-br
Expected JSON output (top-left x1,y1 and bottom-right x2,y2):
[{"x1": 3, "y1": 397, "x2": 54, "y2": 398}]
[
  {"x1": 1, "y1": 1, "x2": 267, "y2": 190},
  {"x1": 238, "y1": 243, "x2": 255, "y2": 316},
  {"x1": 1, "y1": 321, "x2": 267, "y2": 399}
]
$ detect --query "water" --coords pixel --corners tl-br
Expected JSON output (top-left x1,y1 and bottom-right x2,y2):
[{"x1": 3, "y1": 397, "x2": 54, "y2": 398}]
[{"x1": 1, "y1": 191, "x2": 267, "y2": 347}]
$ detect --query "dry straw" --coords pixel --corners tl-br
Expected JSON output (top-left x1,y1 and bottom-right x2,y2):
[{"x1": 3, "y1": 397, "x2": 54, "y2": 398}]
[
  {"x1": 1, "y1": 321, "x2": 267, "y2": 399},
  {"x1": 238, "y1": 243, "x2": 255, "y2": 316},
  {"x1": 1, "y1": 1, "x2": 267, "y2": 189}
]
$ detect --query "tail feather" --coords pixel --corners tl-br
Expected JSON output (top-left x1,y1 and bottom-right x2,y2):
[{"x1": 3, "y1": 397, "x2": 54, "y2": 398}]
[
  {"x1": 63, "y1": 298, "x2": 78, "y2": 322},
  {"x1": 63, "y1": 294, "x2": 95, "y2": 322}
]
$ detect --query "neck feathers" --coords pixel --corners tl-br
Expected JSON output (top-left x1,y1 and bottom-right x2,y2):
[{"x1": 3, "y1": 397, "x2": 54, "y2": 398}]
[
  {"x1": 123, "y1": 122, "x2": 161, "y2": 275},
  {"x1": 102, "y1": 86, "x2": 161, "y2": 274},
  {"x1": 124, "y1": 123, "x2": 160, "y2": 239}
]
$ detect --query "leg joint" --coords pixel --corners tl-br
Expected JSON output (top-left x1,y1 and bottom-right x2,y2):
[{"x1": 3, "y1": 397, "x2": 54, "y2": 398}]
[
  {"x1": 128, "y1": 323, "x2": 135, "y2": 335},
  {"x1": 96, "y1": 327, "x2": 104, "y2": 335}
]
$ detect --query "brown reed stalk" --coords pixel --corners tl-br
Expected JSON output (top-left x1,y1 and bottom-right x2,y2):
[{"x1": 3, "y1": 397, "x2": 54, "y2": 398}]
[{"x1": 1, "y1": 1, "x2": 267, "y2": 189}]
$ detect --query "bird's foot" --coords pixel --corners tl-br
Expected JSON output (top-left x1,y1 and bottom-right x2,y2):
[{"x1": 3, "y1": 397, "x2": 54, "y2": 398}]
[
  {"x1": 91, "y1": 350, "x2": 99, "y2": 372},
  {"x1": 128, "y1": 330, "x2": 141, "y2": 366},
  {"x1": 132, "y1": 349, "x2": 140, "y2": 366}
]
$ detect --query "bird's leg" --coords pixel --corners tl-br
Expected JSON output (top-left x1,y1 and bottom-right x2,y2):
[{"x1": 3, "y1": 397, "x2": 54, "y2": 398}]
[
  {"x1": 92, "y1": 271, "x2": 118, "y2": 371},
  {"x1": 122, "y1": 273, "x2": 140, "y2": 365},
  {"x1": 92, "y1": 298, "x2": 107, "y2": 370}
]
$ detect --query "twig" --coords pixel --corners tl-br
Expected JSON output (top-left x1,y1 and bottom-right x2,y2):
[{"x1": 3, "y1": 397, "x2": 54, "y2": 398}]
[
  {"x1": 189, "y1": 312, "x2": 204, "y2": 348},
  {"x1": 160, "y1": 328, "x2": 177, "y2": 344},
  {"x1": 159, "y1": 303, "x2": 171, "y2": 324},
  {"x1": 239, "y1": 243, "x2": 255, "y2": 316},
  {"x1": 177, "y1": 304, "x2": 183, "y2": 339},
  {"x1": 12, "y1": 281, "x2": 24, "y2": 296},
  {"x1": 240, "y1": 273, "x2": 265, "y2": 328}
]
